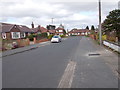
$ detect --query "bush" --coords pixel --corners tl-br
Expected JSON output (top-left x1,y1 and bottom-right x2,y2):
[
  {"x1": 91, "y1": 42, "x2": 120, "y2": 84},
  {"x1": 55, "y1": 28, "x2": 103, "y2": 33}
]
[
  {"x1": 85, "y1": 35, "x2": 89, "y2": 37},
  {"x1": 47, "y1": 35, "x2": 54, "y2": 40},
  {"x1": 60, "y1": 35, "x2": 65, "y2": 38},
  {"x1": 36, "y1": 33, "x2": 48, "y2": 39},
  {"x1": 41, "y1": 33, "x2": 48, "y2": 37},
  {"x1": 27, "y1": 34, "x2": 36, "y2": 41},
  {"x1": 102, "y1": 35, "x2": 107, "y2": 41}
]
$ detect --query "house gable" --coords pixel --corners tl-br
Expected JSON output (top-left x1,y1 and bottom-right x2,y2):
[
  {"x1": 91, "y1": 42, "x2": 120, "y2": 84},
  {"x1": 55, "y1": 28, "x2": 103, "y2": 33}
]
[{"x1": 10, "y1": 25, "x2": 20, "y2": 32}]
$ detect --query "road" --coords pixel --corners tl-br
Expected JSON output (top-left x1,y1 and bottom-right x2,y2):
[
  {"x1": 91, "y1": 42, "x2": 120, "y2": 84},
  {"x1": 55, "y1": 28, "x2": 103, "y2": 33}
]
[{"x1": 2, "y1": 36, "x2": 118, "y2": 88}]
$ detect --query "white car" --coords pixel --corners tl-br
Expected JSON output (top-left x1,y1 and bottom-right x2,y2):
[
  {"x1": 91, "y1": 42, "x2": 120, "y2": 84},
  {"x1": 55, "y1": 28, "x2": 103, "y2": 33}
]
[{"x1": 51, "y1": 35, "x2": 61, "y2": 43}]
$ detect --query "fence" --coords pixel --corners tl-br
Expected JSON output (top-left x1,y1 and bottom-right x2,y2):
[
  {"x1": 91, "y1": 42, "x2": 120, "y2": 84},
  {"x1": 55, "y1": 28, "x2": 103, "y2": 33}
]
[{"x1": 103, "y1": 40, "x2": 120, "y2": 53}]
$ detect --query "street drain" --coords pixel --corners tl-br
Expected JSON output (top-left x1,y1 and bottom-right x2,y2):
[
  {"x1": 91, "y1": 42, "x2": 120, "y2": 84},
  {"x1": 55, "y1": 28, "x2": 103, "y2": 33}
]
[{"x1": 88, "y1": 53, "x2": 100, "y2": 56}]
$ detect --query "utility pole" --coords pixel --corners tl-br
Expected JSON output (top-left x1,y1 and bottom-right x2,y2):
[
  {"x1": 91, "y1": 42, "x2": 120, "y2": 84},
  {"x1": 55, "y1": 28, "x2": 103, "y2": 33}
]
[
  {"x1": 51, "y1": 18, "x2": 54, "y2": 24},
  {"x1": 118, "y1": 1, "x2": 120, "y2": 9},
  {"x1": 99, "y1": 0, "x2": 102, "y2": 45}
]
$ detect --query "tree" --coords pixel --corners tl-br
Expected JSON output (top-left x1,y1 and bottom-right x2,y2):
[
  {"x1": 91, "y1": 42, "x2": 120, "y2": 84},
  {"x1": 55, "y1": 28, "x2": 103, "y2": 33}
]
[
  {"x1": 91, "y1": 25, "x2": 95, "y2": 30},
  {"x1": 86, "y1": 26, "x2": 89, "y2": 30},
  {"x1": 63, "y1": 29, "x2": 66, "y2": 35},
  {"x1": 102, "y1": 9, "x2": 120, "y2": 41}
]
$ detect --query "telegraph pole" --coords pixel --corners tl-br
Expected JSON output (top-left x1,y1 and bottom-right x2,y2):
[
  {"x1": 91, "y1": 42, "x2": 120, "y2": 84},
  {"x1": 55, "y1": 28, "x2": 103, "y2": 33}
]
[
  {"x1": 51, "y1": 18, "x2": 54, "y2": 24},
  {"x1": 99, "y1": 0, "x2": 102, "y2": 45}
]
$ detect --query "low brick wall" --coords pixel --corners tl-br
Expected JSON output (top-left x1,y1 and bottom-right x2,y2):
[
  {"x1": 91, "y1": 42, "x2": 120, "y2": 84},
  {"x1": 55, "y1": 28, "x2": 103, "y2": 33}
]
[
  {"x1": 2, "y1": 38, "x2": 30, "y2": 51},
  {"x1": 17, "y1": 39, "x2": 30, "y2": 47},
  {"x1": 37, "y1": 38, "x2": 49, "y2": 43},
  {"x1": 89, "y1": 34, "x2": 96, "y2": 40}
]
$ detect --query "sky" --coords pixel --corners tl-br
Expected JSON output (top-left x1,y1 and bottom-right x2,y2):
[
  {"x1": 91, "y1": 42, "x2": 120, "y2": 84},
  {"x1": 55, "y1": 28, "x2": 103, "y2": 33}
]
[{"x1": 0, "y1": 0, "x2": 119, "y2": 30}]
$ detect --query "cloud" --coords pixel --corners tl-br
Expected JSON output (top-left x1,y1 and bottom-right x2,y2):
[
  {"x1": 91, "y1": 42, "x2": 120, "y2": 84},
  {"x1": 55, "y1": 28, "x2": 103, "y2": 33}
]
[{"x1": 0, "y1": 0, "x2": 119, "y2": 30}]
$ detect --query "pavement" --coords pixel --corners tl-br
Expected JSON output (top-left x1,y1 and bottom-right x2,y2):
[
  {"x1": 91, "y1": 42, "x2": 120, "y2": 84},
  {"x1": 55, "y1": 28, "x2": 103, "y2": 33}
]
[
  {"x1": 2, "y1": 36, "x2": 119, "y2": 88},
  {"x1": 71, "y1": 37, "x2": 118, "y2": 88}
]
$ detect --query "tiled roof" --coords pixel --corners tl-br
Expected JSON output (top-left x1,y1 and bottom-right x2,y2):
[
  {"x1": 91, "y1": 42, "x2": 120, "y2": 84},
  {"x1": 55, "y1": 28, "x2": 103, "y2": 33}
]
[
  {"x1": 48, "y1": 30, "x2": 56, "y2": 34},
  {"x1": 1, "y1": 23, "x2": 33, "y2": 33},
  {"x1": 31, "y1": 26, "x2": 48, "y2": 33},
  {"x1": 40, "y1": 27, "x2": 48, "y2": 33},
  {"x1": 69, "y1": 29, "x2": 90, "y2": 33},
  {"x1": 1, "y1": 24, "x2": 14, "y2": 33},
  {"x1": 56, "y1": 27, "x2": 64, "y2": 30},
  {"x1": 17, "y1": 25, "x2": 33, "y2": 32},
  {"x1": 31, "y1": 27, "x2": 39, "y2": 33}
]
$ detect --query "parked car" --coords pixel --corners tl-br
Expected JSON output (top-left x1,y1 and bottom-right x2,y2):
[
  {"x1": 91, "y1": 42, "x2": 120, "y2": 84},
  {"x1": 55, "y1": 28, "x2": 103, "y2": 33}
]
[{"x1": 51, "y1": 35, "x2": 61, "y2": 43}]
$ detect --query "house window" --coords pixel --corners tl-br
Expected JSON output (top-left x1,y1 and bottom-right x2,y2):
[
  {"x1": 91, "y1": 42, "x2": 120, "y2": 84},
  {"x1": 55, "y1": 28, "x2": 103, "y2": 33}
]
[
  {"x1": 21, "y1": 33, "x2": 26, "y2": 38},
  {"x1": 2, "y1": 33, "x2": 6, "y2": 39},
  {"x1": 59, "y1": 30, "x2": 63, "y2": 32},
  {"x1": 11, "y1": 32, "x2": 20, "y2": 39}
]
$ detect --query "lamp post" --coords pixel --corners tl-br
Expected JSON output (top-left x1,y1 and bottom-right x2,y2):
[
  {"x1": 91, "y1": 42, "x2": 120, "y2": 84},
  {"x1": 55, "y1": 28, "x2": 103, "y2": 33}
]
[{"x1": 99, "y1": 0, "x2": 102, "y2": 45}]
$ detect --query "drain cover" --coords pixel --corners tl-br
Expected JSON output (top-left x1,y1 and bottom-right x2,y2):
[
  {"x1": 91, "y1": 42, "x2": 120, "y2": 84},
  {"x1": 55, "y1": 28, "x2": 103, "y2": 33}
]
[{"x1": 88, "y1": 53, "x2": 100, "y2": 56}]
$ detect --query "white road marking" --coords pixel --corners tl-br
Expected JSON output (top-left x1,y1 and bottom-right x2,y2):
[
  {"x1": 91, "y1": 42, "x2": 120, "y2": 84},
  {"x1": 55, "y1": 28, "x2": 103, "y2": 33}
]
[{"x1": 57, "y1": 60, "x2": 76, "y2": 88}]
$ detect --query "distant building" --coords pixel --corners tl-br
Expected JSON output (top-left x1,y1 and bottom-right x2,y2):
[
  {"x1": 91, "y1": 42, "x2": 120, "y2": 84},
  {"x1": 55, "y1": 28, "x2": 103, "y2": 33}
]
[
  {"x1": 30, "y1": 23, "x2": 48, "y2": 34},
  {"x1": 46, "y1": 25, "x2": 56, "y2": 30},
  {"x1": 68, "y1": 29, "x2": 90, "y2": 36},
  {"x1": 59, "y1": 24, "x2": 64, "y2": 29},
  {"x1": 56, "y1": 24, "x2": 66, "y2": 35}
]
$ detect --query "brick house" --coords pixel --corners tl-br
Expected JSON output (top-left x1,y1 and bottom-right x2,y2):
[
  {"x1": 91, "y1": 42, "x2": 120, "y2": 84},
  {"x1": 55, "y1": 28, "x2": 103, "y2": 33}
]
[
  {"x1": 31, "y1": 25, "x2": 41, "y2": 34},
  {"x1": 31, "y1": 24, "x2": 50, "y2": 36},
  {"x1": 48, "y1": 30, "x2": 56, "y2": 36},
  {"x1": 31, "y1": 23, "x2": 56, "y2": 36},
  {"x1": 1, "y1": 23, "x2": 33, "y2": 40},
  {"x1": 68, "y1": 29, "x2": 90, "y2": 36},
  {"x1": 56, "y1": 27, "x2": 65, "y2": 35}
]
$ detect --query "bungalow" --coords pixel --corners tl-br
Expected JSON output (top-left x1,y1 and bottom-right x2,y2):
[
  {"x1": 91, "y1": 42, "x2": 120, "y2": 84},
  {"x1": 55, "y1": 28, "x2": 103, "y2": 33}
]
[
  {"x1": 1, "y1": 23, "x2": 33, "y2": 40},
  {"x1": 31, "y1": 24, "x2": 50, "y2": 36},
  {"x1": 48, "y1": 30, "x2": 56, "y2": 35},
  {"x1": 68, "y1": 29, "x2": 90, "y2": 36},
  {"x1": 31, "y1": 25, "x2": 41, "y2": 34},
  {"x1": 56, "y1": 27, "x2": 65, "y2": 35}
]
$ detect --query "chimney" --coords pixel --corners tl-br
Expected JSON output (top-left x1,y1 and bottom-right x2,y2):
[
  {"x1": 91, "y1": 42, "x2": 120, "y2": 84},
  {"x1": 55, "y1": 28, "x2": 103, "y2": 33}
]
[
  {"x1": 38, "y1": 25, "x2": 41, "y2": 31},
  {"x1": 31, "y1": 22, "x2": 34, "y2": 28},
  {"x1": 38, "y1": 25, "x2": 41, "y2": 29}
]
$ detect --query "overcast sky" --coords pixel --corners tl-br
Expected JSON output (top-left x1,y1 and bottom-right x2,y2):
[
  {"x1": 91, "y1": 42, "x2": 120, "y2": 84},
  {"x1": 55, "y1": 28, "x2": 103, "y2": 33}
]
[{"x1": 0, "y1": 0, "x2": 119, "y2": 30}]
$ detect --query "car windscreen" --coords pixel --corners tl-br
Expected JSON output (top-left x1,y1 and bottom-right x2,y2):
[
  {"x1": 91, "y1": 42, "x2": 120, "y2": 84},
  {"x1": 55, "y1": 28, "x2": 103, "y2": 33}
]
[{"x1": 53, "y1": 36, "x2": 59, "y2": 38}]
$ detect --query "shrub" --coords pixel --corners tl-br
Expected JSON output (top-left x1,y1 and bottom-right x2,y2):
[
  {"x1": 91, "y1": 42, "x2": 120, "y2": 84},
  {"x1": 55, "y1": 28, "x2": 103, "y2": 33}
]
[
  {"x1": 27, "y1": 34, "x2": 36, "y2": 41},
  {"x1": 102, "y1": 35, "x2": 107, "y2": 41},
  {"x1": 41, "y1": 33, "x2": 48, "y2": 37},
  {"x1": 47, "y1": 35, "x2": 54, "y2": 40},
  {"x1": 60, "y1": 35, "x2": 65, "y2": 38},
  {"x1": 36, "y1": 33, "x2": 48, "y2": 39},
  {"x1": 85, "y1": 35, "x2": 89, "y2": 37}
]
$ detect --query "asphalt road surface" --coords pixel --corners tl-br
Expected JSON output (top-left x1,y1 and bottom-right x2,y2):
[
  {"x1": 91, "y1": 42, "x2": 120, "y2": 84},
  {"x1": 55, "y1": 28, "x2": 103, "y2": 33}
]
[{"x1": 2, "y1": 36, "x2": 118, "y2": 88}]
